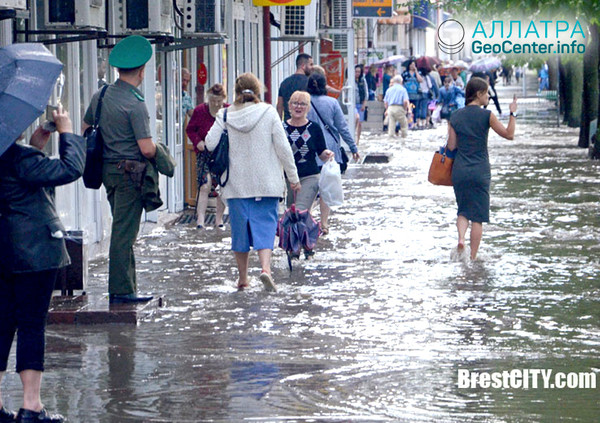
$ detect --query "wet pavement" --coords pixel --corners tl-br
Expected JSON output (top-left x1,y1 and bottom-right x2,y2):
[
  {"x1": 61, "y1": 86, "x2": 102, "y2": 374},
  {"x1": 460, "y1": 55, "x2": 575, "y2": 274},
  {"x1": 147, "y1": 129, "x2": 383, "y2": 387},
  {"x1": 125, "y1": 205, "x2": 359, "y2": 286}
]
[{"x1": 3, "y1": 113, "x2": 600, "y2": 421}]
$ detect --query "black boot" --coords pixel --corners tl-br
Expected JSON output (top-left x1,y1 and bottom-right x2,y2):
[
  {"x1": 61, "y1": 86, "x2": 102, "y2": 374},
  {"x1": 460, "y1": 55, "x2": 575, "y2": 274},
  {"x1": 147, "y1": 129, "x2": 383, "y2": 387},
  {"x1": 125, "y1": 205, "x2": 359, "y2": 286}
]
[
  {"x1": 0, "y1": 407, "x2": 17, "y2": 423},
  {"x1": 16, "y1": 408, "x2": 64, "y2": 423},
  {"x1": 109, "y1": 293, "x2": 153, "y2": 304}
]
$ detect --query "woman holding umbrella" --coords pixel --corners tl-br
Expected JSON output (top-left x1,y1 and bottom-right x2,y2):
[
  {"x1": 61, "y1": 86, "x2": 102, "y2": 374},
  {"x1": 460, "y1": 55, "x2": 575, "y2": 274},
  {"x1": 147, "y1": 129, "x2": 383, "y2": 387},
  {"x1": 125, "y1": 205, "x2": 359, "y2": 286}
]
[
  {"x1": 0, "y1": 44, "x2": 84, "y2": 423},
  {"x1": 283, "y1": 90, "x2": 334, "y2": 259},
  {"x1": 402, "y1": 60, "x2": 425, "y2": 129}
]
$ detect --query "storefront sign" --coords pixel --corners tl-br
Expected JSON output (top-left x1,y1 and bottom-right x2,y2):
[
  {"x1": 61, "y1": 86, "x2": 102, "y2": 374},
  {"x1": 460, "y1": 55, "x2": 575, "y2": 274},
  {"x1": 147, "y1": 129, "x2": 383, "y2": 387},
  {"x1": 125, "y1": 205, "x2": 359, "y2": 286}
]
[
  {"x1": 197, "y1": 63, "x2": 207, "y2": 85},
  {"x1": 353, "y1": 0, "x2": 392, "y2": 18},
  {"x1": 253, "y1": 0, "x2": 311, "y2": 6}
]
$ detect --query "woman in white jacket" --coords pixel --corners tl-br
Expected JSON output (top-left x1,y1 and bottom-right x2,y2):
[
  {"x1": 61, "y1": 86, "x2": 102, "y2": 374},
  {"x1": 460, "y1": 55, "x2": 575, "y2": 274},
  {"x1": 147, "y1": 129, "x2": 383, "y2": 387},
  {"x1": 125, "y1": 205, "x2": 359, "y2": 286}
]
[{"x1": 206, "y1": 73, "x2": 301, "y2": 292}]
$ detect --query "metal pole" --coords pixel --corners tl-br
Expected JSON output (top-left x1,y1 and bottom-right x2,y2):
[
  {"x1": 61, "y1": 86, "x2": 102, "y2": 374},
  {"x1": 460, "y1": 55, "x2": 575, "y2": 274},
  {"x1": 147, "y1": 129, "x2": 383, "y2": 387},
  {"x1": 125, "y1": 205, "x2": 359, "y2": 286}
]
[
  {"x1": 346, "y1": 0, "x2": 355, "y2": 139},
  {"x1": 556, "y1": 58, "x2": 560, "y2": 127},
  {"x1": 263, "y1": 7, "x2": 272, "y2": 104}
]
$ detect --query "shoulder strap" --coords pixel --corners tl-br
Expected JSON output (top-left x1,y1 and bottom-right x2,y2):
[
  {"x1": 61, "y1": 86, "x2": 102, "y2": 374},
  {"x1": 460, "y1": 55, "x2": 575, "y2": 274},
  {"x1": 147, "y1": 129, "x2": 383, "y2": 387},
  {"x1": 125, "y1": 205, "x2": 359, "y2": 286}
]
[
  {"x1": 310, "y1": 101, "x2": 339, "y2": 145},
  {"x1": 93, "y1": 84, "x2": 109, "y2": 128}
]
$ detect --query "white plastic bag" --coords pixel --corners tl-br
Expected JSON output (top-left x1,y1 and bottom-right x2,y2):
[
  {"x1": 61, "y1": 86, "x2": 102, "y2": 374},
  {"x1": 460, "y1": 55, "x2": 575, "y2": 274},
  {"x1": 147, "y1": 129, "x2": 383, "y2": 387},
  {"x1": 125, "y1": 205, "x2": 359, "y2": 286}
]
[
  {"x1": 319, "y1": 159, "x2": 344, "y2": 208},
  {"x1": 432, "y1": 105, "x2": 442, "y2": 122}
]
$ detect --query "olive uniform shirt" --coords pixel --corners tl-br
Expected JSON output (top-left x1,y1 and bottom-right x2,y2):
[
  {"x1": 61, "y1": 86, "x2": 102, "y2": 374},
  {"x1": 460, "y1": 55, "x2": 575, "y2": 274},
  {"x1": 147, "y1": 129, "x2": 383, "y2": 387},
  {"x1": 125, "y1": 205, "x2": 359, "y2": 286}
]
[{"x1": 84, "y1": 79, "x2": 152, "y2": 163}]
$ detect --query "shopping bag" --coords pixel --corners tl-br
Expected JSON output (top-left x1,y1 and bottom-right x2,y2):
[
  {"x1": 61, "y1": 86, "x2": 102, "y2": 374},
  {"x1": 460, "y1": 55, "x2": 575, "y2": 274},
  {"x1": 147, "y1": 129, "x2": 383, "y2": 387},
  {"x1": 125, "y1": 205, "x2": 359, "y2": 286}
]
[
  {"x1": 319, "y1": 159, "x2": 344, "y2": 207},
  {"x1": 432, "y1": 105, "x2": 442, "y2": 122}
]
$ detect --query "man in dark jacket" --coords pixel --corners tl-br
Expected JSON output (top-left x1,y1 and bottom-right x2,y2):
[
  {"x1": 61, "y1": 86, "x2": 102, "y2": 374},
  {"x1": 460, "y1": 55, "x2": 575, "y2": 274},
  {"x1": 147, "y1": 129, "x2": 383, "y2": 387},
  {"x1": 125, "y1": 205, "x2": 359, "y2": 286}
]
[{"x1": 0, "y1": 105, "x2": 84, "y2": 423}]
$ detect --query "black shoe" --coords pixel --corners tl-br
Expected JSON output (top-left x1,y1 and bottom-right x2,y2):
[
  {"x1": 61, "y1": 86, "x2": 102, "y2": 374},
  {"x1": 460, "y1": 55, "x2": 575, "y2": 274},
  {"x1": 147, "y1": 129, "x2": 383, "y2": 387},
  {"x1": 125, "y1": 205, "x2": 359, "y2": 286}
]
[
  {"x1": 0, "y1": 407, "x2": 16, "y2": 423},
  {"x1": 16, "y1": 408, "x2": 64, "y2": 423},
  {"x1": 109, "y1": 293, "x2": 153, "y2": 304}
]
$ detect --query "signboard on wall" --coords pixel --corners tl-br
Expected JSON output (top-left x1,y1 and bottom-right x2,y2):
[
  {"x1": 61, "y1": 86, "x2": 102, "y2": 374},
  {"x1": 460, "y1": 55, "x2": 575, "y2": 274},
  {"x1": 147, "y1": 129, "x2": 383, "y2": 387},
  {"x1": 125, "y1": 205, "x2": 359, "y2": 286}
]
[
  {"x1": 0, "y1": 0, "x2": 26, "y2": 9},
  {"x1": 197, "y1": 63, "x2": 207, "y2": 85},
  {"x1": 252, "y1": 0, "x2": 311, "y2": 6},
  {"x1": 358, "y1": 48, "x2": 385, "y2": 65},
  {"x1": 352, "y1": 0, "x2": 392, "y2": 18}
]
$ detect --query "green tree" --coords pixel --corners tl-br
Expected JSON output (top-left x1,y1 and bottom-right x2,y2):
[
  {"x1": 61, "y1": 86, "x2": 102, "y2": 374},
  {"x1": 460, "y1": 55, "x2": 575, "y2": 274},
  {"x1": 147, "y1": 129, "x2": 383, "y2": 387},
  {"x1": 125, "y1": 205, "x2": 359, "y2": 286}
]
[{"x1": 426, "y1": 0, "x2": 600, "y2": 147}]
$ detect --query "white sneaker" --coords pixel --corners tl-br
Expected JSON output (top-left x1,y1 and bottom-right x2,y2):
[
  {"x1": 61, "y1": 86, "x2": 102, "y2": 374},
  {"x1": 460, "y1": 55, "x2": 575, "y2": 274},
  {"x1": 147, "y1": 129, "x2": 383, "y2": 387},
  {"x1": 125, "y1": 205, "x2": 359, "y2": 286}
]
[{"x1": 259, "y1": 272, "x2": 277, "y2": 292}]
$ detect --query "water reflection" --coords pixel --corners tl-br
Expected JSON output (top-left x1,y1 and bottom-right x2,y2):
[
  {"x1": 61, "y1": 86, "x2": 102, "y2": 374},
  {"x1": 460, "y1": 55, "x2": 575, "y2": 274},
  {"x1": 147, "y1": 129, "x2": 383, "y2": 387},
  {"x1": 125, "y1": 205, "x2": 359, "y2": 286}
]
[{"x1": 3, "y1": 123, "x2": 598, "y2": 422}]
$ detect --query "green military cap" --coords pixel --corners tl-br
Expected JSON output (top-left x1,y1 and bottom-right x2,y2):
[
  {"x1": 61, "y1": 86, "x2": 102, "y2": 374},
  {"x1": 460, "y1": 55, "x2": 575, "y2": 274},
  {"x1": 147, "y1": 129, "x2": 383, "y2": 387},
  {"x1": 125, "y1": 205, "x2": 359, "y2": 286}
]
[{"x1": 109, "y1": 35, "x2": 152, "y2": 69}]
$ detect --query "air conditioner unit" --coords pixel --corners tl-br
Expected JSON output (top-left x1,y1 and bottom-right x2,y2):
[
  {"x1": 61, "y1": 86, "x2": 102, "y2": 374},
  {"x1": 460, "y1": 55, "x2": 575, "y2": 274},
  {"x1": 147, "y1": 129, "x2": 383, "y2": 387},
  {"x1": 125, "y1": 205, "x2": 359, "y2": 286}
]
[
  {"x1": 0, "y1": 0, "x2": 26, "y2": 10},
  {"x1": 280, "y1": 3, "x2": 318, "y2": 39},
  {"x1": 183, "y1": 0, "x2": 217, "y2": 34},
  {"x1": 330, "y1": 0, "x2": 348, "y2": 52},
  {"x1": 44, "y1": 0, "x2": 104, "y2": 27},
  {"x1": 124, "y1": 0, "x2": 172, "y2": 33}
]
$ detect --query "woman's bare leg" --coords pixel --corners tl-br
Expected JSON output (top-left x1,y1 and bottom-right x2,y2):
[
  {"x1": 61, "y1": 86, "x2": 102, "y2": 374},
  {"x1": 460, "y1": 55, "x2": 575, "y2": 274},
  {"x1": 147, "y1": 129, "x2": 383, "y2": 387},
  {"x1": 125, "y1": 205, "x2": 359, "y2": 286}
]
[
  {"x1": 20, "y1": 369, "x2": 43, "y2": 412},
  {"x1": 319, "y1": 198, "x2": 330, "y2": 233},
  {"x1": 234, "y1": 252, "x2": 250, "y2": 288},
  {"x1": 456, "y1": 215, "x2": 469, "y2": 250},
  {"x1": 470, "y1": 222, "x2": 483, "y2": 260},
  {"x1": 196, "y1": 181, "x2": 211, "y2": 227},
  {"x1": 215, "y1": 197, "x2": 225, "y2": 227},
  {"x1": 257, "y1": 249, "x2": 272, "y2": 275}
]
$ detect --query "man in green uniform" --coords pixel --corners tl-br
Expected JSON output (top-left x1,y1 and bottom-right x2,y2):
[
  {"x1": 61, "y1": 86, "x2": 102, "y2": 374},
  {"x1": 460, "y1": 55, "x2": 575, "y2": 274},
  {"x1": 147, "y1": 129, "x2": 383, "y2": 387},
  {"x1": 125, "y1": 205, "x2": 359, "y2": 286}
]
[{"x1": 83, "y1": 35, "x2": 157, "y2": 304}]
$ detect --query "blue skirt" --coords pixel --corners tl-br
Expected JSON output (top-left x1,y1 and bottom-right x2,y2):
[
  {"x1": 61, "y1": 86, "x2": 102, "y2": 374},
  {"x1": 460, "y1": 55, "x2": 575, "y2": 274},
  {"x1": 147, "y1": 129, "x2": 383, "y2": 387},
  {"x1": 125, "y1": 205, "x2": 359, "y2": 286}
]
[{"x1": 228, "y1": 197, "x2": 279, "y2": 252}]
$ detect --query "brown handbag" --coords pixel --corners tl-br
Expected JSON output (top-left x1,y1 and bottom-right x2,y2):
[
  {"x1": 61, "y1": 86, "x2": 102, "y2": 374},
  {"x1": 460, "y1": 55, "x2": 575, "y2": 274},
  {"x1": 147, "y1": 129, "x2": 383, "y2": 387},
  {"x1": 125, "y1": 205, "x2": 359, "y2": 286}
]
[{"x1": 428, "y1": 147, "x2": 454, "y2": 186}]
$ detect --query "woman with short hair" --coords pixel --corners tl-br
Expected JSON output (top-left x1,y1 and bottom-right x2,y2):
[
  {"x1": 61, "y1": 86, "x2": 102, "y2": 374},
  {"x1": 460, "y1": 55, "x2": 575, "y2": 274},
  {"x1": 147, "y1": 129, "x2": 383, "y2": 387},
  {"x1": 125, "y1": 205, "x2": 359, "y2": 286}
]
[{"x1": 284, "y1": 90, "x2": 334, "y2": 258}]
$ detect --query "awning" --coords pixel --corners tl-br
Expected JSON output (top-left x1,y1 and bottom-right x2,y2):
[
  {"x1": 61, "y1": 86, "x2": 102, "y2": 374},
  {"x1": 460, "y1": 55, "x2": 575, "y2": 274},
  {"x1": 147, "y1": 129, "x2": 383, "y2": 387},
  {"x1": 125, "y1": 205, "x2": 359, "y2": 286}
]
[{"x1": 377, "y1": 9, "x2": 411, "y2": 25}]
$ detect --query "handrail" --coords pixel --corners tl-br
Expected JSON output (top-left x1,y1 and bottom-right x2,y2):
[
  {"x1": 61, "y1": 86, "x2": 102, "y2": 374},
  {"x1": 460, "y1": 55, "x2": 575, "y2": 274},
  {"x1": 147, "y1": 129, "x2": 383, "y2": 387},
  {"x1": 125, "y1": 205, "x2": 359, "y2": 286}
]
[{"x1": 271, "y1": 41, "x2": 308, "y2": 69}]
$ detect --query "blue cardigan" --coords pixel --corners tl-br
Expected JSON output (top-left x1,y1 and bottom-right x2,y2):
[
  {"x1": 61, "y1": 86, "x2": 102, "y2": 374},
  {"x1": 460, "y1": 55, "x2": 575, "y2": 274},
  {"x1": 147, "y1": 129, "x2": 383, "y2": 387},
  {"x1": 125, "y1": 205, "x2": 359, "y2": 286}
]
[{"x1": 307, "y1": 95, "x2": 357, "y2": 166}]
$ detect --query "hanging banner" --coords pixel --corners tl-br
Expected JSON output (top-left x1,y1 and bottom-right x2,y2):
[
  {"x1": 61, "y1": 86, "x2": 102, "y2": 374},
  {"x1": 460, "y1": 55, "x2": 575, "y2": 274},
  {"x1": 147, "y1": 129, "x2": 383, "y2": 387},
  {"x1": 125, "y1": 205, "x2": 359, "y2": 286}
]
[
  {"x1": 197, "y1": 63, "x2": 208, "y2": 86},
  {"x1": 352, "y1": 0, "x2": 392, "y2": 18},
  {"x1": 253, "y1": 0, "x2": 311, "y2": 6}
]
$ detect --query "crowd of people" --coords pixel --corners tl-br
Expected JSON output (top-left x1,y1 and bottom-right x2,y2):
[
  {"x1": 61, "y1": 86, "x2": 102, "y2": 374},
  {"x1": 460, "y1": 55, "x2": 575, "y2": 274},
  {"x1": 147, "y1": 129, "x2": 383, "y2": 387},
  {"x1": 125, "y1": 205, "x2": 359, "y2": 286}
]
[
  {"x1": 356, "y1": 59, "x2": 513, "y2": 138},
  {"x1": 0, "y1": 40, "x2": 520, "y2": 423},
  {"x1": 192, "y1": 54, "x2": 359, "y2": 292}
]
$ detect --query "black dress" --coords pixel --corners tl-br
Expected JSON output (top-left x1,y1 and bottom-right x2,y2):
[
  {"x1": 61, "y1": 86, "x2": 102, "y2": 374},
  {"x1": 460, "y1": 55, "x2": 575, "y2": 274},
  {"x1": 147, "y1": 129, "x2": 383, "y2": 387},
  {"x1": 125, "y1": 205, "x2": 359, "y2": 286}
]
[{"x1": 450, "y1": 105, "x2": 492, "y2": 223}]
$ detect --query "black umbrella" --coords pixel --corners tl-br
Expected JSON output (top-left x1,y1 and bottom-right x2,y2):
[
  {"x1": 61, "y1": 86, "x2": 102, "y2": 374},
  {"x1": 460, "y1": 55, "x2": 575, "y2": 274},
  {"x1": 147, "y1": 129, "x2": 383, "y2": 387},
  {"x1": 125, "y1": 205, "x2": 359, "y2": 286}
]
[{"x1": 0, "y1": 43, "x2": 63, "y2": 157}]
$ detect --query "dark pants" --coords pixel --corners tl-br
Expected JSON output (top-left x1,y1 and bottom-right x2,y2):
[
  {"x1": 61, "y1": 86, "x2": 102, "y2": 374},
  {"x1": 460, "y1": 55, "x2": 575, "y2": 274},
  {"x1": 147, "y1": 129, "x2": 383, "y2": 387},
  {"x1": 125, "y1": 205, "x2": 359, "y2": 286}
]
[
  {"x1": 103, "y1": 163, "x2": 143, "y2": 296},
  {"x1": 0, "y1": 269, "x2": 58, "y2": 373}
]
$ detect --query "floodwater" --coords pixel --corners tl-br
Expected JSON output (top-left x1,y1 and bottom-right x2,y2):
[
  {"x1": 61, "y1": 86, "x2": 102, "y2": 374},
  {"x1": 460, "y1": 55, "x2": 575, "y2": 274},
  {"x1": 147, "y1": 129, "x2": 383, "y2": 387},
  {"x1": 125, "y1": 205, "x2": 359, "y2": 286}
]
[{"x1": 3, "y1": 122, "x2": 599, "y2": 422}]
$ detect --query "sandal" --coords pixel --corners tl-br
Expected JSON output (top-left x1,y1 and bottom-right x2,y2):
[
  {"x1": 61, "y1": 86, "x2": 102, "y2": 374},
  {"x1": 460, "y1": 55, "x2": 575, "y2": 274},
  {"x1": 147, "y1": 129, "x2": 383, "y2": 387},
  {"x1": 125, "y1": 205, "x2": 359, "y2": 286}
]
[
  {"x1": 259, "y1": 272, "x2": 277, "y2": 292},
  {"x1": 237, "y1": 281, "x2": 249, "y2": 291},
  {"x1": 321, "y1": 225, "x2": 329, "y2": 235}
]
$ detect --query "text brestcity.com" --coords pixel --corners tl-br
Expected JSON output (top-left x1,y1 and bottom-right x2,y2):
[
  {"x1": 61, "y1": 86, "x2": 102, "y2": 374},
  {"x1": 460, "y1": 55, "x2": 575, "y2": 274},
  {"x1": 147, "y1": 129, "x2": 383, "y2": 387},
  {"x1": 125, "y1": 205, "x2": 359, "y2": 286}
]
[{"x1": 458, "y1": 369, "x2": 597, "y2": 389}]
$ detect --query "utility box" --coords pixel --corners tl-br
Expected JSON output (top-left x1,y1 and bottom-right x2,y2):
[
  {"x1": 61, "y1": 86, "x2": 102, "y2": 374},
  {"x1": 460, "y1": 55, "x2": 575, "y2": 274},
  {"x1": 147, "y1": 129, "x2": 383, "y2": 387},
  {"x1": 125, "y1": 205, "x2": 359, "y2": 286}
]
[
  {"x1": 44, "y1": 0, "x2": 105, "y2": 28},
  {"x1": 124, "y1": 0, "x2": 172, "y2": 33},
  {"x1": 280, "y1": 4, "x2": 318, "y2": 39},
  {"x1": 0, "y1": 0, "x2": 26, "y2": 9},
  {"x1": 183, "y1": 0, "x2": 217, "y2": 34},
  {"x1": 55, "y1": 231, "x2": 87, "y2": 296}
]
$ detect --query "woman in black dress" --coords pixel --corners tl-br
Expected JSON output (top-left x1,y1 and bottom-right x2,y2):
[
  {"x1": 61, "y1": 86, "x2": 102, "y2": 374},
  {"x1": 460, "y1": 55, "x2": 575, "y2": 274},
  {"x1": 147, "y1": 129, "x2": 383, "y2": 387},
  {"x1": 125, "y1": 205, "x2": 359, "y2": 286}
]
[{"x1": 447, "y1": 77, "x2": 518, "y2": 260}]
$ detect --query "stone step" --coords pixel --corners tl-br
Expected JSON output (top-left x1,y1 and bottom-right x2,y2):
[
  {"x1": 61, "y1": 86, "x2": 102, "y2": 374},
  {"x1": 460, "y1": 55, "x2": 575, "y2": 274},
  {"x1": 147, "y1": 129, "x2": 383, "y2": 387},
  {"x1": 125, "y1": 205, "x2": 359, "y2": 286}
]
[{"x1": 48, "y1": 294, "x2": 163, "y2": 324}]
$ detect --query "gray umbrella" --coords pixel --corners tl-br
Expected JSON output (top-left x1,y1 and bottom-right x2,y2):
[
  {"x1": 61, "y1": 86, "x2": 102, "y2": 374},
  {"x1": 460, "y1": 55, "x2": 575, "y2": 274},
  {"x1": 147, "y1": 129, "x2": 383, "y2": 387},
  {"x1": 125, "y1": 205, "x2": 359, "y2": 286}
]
[{"x1": 0, "y1": 43, "x2": 63, "y2": 157}]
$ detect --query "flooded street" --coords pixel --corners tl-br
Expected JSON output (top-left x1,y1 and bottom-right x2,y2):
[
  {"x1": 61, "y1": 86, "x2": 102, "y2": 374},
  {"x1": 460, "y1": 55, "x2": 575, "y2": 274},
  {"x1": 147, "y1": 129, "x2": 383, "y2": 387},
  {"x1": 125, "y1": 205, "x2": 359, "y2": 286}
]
[{"x1": 4, "y1": 122, "x2": 599, "y2": 422}]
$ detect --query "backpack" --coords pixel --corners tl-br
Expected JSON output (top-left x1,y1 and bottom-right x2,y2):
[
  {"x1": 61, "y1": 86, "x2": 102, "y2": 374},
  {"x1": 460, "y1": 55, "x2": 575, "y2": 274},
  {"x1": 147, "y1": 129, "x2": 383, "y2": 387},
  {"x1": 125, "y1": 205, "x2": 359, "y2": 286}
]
[
  {"x1": 404, "y1": 74, "x2": 420, "y2": 94},
  {"x1": 207, "y1": 109, "x2": 230, "y2": 187}
]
